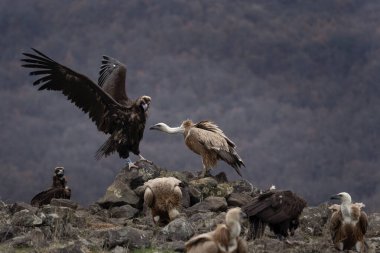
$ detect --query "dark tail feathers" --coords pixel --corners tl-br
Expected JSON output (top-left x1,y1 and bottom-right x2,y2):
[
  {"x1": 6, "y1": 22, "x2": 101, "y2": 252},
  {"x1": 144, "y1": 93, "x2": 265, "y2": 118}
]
[{"x1": 95, "y1": 136, "x2": 116, "y2": 160}]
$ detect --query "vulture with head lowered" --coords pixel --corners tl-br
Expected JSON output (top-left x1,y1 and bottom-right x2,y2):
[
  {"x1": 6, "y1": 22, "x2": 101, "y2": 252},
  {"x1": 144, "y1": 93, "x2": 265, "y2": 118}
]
[
  {"x1": 150, "y1": 120, "x2": 245, "y2": 177},
  {"x1": 242, "y1": 188, "x2": 307, "y2": 241},
  {"x1": 185, "y1": 207, "x2": 248, "y2": 253},
  {"x1": 143, "y1": 177, "x2": 183, "y2": 226},
  {"x1": 21, "y1": 49, "x2": 151, "y2": 167}
]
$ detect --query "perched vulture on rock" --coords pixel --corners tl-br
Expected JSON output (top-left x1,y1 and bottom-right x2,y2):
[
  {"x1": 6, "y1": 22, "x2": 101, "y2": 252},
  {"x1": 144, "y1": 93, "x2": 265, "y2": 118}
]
[
  {"x1": 31, "y1": 167, "x2": 71, "y2": 207},
  {"x1": 150, "y1": 120, "x2": 245, "y2": 177},
  {"x1": 143, "y1": 177, "x2": 183, "y2": 226},
  {"x1": 21, "y1": 49, "x2": 151, "y2": 168},
  {"x1": 243, "y1": 188, "x2": 306, "y2": 240},
  {"x1": 329, "y1": 192, "x2": 368, "y2": 252}
]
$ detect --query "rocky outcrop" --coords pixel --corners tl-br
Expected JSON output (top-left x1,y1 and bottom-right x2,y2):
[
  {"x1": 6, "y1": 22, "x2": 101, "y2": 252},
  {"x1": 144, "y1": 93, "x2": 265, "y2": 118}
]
[{"x1": 0, "y1": 161, "x2": 379, "y2": 253}]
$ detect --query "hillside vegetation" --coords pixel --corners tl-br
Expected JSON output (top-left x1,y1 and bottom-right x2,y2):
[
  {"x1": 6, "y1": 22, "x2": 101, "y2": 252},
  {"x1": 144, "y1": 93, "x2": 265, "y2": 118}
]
[{"x1": 0, "y1": 0, "x2": 379, "y2": 211}]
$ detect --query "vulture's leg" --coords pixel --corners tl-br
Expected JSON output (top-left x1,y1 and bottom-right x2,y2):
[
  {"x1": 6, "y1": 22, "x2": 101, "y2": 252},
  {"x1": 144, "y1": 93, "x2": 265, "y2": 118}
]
[
  {"x1": 199, "y1": 163, "x2": 212, "y2": 178},
  {"x1": 355, "y1": 241, "x2": 365, "y2": 253}
]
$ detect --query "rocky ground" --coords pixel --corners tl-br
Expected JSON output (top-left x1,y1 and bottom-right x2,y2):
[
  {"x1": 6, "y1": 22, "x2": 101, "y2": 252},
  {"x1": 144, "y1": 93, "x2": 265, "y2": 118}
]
[{"x1": 0, "y1": 161, "x2": 379, "y2": 253}]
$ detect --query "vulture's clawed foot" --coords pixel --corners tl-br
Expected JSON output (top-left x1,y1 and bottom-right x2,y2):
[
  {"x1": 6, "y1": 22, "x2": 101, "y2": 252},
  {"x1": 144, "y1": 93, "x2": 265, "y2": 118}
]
[
  {"x1": 198, "y1": 170, "x2": 212, "y2": 179},
  {"x1": 138, "y1": 155, "x2": 153, "y2": 164},
  {"x1": 128, "y1": 163, "x2": 139, "y2": 170},
  {"x1": 284, "y1": 239, "x2": 294, "y2": 245},
  {"x1": 126, "y1": 158, "x2": 139, "y2": 170}
]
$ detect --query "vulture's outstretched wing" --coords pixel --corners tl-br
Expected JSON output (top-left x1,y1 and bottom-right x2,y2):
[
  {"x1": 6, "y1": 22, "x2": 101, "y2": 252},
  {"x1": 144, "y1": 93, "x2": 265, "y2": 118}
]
[
  {"x1": 21, "y1": 49, "x2": 123, "y2": 134},
  {"x1": 98, "y1": 55, "x2": 129, "y2": 104},
  {"x1": 31, "y1": 187, "x2": 70, "y2": 207}
]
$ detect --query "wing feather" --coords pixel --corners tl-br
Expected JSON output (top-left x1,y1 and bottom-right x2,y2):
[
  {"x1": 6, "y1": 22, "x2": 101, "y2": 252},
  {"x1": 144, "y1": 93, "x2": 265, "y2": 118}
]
[
  {"x1": 358, "y1": 211, "x2": 368, "y2": 235},
  {"x1": 31, "y1": 188, "x2": 69, "y2": 207},
  {"x1": 185, "y1": 231, "x2": 215, "y2": 249},
  {"x1": 329, "y1": 210, "x2": 343, "y2": 243},
  {"x1": 21, "y1": 48, "x2": 123, "y2": 134},
  {"x1": 98, "y1": 55, "x2": 129, "y2": 104},
  {"x1": 195, "y1": 121, "x2": 236, "y2": 147},
  {"x1": 191, "y1": 126, "x2": 245, "y2": 176}
]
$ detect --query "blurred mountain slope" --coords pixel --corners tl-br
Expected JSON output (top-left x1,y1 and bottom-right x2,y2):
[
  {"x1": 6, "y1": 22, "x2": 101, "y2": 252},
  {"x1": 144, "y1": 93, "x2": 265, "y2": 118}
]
[{"x1": 0, "y1": 0, "x2": 379, "y2": 210}]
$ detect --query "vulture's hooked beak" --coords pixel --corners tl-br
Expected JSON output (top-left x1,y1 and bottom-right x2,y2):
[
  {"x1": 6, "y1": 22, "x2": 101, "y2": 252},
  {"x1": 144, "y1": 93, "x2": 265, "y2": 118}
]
[
  {"x1": 150, "y1": 124, "x2": 159, "y2": 130},
  {"x1": 330, "y1": 194, "x2": 341, "y2": 200},
  {"x1": 142, "y1": 103, "x2": 149, "y2": 111}
]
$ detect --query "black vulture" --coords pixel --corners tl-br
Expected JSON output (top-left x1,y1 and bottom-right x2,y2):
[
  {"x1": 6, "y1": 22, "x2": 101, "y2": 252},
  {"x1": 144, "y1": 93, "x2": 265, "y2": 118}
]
[
  {"x1": 31, "y1": 167, "x2": 71, "y2": 207},
  {"x1": 21, "y1": 49, "x2": 151, "y2": 167},
  {"x1": 243, "y1": 189, "x2": 307, "y2": 240}
]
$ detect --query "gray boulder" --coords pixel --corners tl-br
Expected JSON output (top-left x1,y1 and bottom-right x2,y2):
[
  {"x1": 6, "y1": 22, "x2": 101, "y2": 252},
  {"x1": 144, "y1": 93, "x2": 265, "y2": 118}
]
[
  {"x1": 97, "y1": 161, "x2": 162, "y2": 209},
  {"x1": 11, "y1": 209, "x2": 43, "y2": 227},
  {"x1": 227, "y1": 192, "x2": 254, "y2": 207},
  {"x1": 187, "y1": 196, "x2": 227, "y2": 214},
  {"x1": 9, "y1": 202, "x2": 37, "y2": 215},
  {"x1": 159, "y1": 217, "x2": 195, "y2": 241},
  {"x1": 104, "y1": 226, "x2": 153, "y2": 249},
  {"x1": 50, "y1": 198, "x2": 78, "y2": 209},
  {"x1": 109, "y1": 205, "x2": 139, "y2": 219}
]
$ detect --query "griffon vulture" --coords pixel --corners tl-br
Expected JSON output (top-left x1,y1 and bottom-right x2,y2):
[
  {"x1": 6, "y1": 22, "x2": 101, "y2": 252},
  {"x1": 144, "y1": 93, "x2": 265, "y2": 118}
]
[
  {"x1": 329, "y1": 192, "x2": 368, "y2": 252},
  {"x1": 21, "y1": 49, "x2": 151, "y2": 168},
  {"x1": 243, "y1": 188, "x2": 307, "y2": 240},
  {"x1": 150, "y1": 120, "x2": 245, "y2": 177},
  {"x1": 31, "y1": 167, "x2": 71, "y2": 207},
  {"x1": 143, "y1": 177, "x2": 183, "y2": 226},
  {"x1": 185, "y1": 207, "x2": 248, "y2": 253}
]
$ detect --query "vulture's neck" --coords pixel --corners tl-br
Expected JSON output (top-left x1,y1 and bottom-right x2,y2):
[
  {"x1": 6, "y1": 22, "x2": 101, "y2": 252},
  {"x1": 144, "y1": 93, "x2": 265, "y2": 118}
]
[
  {"x1": 341, "y1": 199, "x2": 352, "y2": 222},
  {"x1": 227, "y1": 221, "x2": 241, "y2": 239},
  {"x1": 160, "y1": 124, "x2": 185, "y2": 134}
]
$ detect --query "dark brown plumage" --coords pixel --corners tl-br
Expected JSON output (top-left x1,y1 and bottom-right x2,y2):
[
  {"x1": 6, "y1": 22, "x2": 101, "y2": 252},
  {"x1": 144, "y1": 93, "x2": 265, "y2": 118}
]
[
  {"x1": 243, "y1": 189, "x2": 307, "y2": 240},
  {"x1": 21, "y1": 49, "x2": 151, "y2": 161},
  {"x1": 31, "y1": 167, "x2": 71, "y2": 207}
]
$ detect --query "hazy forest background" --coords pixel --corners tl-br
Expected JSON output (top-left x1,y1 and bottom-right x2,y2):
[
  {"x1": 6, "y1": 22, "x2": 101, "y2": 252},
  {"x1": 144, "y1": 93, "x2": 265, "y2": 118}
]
[{"x1": 0, "y1": 0, "x2": 379, "y2": 211}]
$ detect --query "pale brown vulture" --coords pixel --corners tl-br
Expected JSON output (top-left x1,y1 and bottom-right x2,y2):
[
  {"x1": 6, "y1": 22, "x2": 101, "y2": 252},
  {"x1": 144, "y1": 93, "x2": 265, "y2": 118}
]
[
  {"x1": 150, "y1": 120, "x2": 245, "y2": 177},
  {"x1": 143, "y1": 177, "x2": 183, "y2": 226},
  {"x1": 185, "y1": 207, "x2": 248, "y2": 253},
  {"x1": 21, "y1": 49, "x2": 151, "y2": 167},
  {"x1": 329, "y1": 192, "x2": 368, "y2": 252},
  {"x1": 31, "y1": 167, "x2": 71, "y2": 207},
  {"x1": 242, "y1": 189, "x2": 307, "y2": 240}
]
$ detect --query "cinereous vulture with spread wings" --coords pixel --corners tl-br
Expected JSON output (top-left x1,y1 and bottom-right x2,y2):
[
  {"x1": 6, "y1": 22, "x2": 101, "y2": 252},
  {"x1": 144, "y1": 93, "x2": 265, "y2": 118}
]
[{"x1": 21, "y1": 49, "x2": 151, "y2": 167}]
